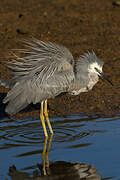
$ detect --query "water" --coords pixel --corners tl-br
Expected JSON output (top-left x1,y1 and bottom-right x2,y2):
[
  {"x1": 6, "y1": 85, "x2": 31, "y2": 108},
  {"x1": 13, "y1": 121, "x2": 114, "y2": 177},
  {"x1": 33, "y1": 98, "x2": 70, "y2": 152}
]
[{"x1": 0, "y1": 113, "x2": 120, "y2": 180}]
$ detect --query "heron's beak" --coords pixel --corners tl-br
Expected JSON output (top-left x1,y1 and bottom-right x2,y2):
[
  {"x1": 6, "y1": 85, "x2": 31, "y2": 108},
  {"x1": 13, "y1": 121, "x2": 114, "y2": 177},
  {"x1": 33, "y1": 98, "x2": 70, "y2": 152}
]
[{"x1": 95, "y1": 68, "x2": 113, "y2": 86}]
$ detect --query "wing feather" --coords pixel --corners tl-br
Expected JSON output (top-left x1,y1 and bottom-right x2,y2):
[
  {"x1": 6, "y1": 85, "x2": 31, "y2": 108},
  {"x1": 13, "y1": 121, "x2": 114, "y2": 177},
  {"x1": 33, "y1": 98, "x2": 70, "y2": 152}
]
[
  {"x1": 3, "y1": 39, "x2": 75, "y2": 114},
  {"x1": 7, "y1": 39, "x2": 74, "y2": 86}
]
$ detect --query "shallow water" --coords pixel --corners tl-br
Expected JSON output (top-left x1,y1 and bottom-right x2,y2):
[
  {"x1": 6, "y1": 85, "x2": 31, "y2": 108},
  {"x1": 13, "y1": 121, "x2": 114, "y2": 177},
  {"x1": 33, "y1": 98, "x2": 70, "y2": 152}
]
[{"x1": 0, "y1": 114, "x2": 120, "y2": 179}]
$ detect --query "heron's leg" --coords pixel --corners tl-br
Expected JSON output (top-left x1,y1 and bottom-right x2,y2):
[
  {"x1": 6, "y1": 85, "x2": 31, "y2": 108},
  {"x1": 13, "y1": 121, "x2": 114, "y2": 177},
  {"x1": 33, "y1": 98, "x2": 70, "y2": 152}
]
[
  {"x1": 44, "y1": 100, "x2": 53, "y2": 134},
  {"x1": 46, "y1": 134, "x2": 53, "y2": 169},
  {"x1": 41, "y1": 135, "x2": 53, "y2": 175},
  {"x1": 40, "y1": 101, "x2": 48, "y2": 138},
  {"x1": 41, "y1": 137, "x2": 48, "y2": 175}
]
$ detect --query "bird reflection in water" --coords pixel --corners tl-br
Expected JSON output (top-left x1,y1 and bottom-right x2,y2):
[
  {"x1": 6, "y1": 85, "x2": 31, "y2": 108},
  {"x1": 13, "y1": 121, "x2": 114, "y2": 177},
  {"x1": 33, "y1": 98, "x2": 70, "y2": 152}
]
[
  {"x1": 8, "y1": 136, "x2": 101, "y2": 180},
  {"x1": 41, "y1": 134, "x2": 53, "y2": 175}
]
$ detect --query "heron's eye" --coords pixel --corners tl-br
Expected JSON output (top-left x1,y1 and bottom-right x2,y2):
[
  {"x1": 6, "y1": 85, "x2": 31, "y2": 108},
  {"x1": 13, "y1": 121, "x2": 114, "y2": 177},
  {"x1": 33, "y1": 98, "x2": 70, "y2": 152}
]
[
  {"x1": 95, "y1": 67, "x2": 102, "y2": 76},
  {"x1": 95, "y1": 67, "x2": 99, "y2": 73}
]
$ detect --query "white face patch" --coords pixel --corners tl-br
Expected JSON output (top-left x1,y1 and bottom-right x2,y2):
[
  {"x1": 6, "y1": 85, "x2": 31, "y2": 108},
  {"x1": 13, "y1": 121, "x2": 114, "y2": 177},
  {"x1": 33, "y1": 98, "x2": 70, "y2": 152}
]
[{"x1": 88, "y1": 62, "x2": 103, "y2": 75}]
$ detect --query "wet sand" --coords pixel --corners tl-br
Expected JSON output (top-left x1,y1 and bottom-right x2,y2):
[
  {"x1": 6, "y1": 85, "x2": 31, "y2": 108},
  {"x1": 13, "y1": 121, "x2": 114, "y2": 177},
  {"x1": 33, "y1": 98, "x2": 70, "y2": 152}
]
[{"x1": 0, "y1": 0, "x2": 120, "y2": 117}]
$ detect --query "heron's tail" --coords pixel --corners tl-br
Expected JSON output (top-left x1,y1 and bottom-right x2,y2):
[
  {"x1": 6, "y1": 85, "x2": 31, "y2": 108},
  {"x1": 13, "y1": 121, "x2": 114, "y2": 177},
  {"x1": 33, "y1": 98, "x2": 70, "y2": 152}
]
[{"x1": 3, "y1": 83, "x2": 29, "y2": 115}]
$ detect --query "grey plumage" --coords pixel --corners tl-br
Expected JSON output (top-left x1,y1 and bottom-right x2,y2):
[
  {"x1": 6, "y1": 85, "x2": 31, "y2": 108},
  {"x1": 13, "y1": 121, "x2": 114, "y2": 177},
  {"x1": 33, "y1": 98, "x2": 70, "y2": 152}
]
[{"x1": 0, "y1": 39, "x2": 108, "y2": 115}]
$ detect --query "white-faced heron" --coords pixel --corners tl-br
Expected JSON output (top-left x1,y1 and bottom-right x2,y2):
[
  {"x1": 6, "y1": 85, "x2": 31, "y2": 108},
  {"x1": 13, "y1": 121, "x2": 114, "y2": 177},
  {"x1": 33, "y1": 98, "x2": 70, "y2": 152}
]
[{"x1": 0, "y1": 39, "x2": 113, "y2": 137}]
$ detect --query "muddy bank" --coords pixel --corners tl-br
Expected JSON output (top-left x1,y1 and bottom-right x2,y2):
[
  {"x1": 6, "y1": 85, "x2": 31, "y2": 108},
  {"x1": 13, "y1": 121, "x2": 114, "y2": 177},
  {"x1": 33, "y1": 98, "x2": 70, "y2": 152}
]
[{"x1": 0, "y1": 0, "x2": 120, "y2": 118}]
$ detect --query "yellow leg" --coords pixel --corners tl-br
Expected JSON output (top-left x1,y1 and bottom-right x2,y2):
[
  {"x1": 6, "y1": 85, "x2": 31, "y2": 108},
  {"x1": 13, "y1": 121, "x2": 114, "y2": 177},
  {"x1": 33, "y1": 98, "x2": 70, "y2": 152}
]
[
  {"x1": 46, "y1": 134, "x2": 53, "y2": 169},
  {"x1": 44, "y1": 100, "x2": 53, "y2": 134},
  {"x1": 40, "y1": 101, "x2": 48, "y2": 138},
  {"x1": 41, "y1": 137, "x2": 48, "y2": 175},
  {"x1": 41, "y1": 135, "x2": 53, "y2": 175}
]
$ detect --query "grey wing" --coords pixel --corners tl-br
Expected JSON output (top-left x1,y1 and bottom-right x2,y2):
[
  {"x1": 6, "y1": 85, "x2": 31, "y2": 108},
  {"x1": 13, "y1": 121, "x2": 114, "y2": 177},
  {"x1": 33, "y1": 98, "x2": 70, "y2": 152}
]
[
  {"x1": 7, "y1": 39, "x2": 74, "y2": 87},
  {"x1": 4, "y1": 66, "x2": 74, "y2": 115},
  {"x1": 3, "y1": 39, "x2": 75, "y2": 114}
]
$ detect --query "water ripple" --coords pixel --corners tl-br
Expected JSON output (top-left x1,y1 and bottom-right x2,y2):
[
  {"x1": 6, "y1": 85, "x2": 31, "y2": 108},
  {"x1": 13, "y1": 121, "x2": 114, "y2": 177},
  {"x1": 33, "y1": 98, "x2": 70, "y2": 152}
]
[
  {"x1": 0, "y1": 114, "x2": 120, "y2": 180},
  {"x1": 0, "y1": 114, "x2": 113, "y2": 150}
]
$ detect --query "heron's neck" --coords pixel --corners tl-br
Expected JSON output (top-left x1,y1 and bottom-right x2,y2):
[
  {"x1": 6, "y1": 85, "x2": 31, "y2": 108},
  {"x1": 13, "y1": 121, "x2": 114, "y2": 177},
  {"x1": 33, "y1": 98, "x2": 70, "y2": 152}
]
[{"x1": 87, "y1": 72, "x2": 99, "y2": 90}]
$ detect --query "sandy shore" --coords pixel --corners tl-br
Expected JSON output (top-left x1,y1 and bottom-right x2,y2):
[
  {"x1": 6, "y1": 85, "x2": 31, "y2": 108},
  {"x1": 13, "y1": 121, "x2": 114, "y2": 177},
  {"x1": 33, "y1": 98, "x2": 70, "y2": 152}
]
[{"x1": 0, "y1": 0, "x2": 120, "y2": 118}]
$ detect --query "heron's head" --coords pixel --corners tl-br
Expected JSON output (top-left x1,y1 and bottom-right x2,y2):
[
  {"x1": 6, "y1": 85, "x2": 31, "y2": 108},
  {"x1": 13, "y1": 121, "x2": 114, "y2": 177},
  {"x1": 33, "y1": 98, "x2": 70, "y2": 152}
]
[
  {"x1": 86, "y1": 52, "x2": 113, "y2": 86},
  {"x1": 76, "y1": 51, "x2": 113, "y2": 86}
]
